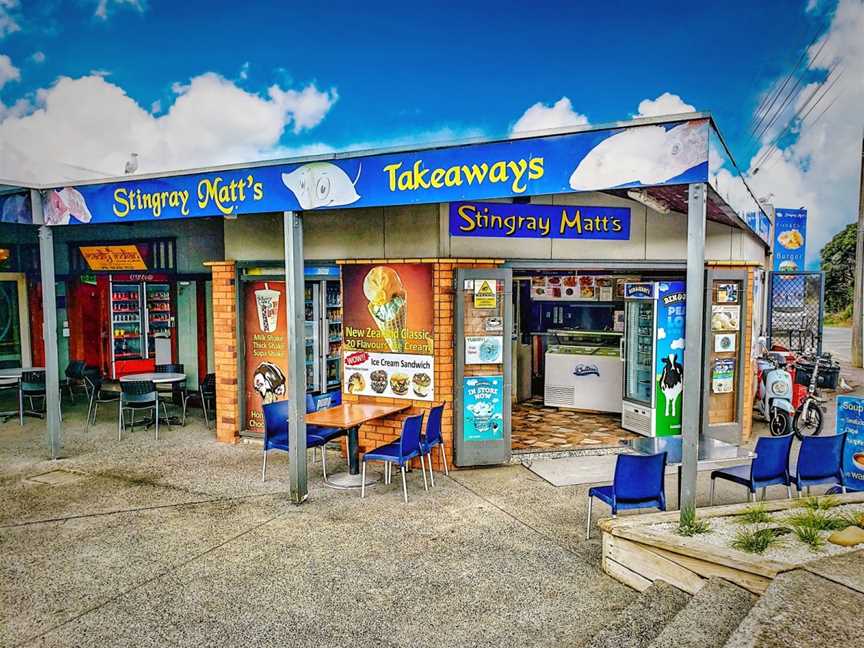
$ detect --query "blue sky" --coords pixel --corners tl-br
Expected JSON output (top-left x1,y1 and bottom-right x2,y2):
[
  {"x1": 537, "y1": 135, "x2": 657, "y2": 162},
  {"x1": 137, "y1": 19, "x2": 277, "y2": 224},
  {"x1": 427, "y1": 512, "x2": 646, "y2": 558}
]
[{"x1": 0, "y1": 0, "x2": 860, "y2": 266}]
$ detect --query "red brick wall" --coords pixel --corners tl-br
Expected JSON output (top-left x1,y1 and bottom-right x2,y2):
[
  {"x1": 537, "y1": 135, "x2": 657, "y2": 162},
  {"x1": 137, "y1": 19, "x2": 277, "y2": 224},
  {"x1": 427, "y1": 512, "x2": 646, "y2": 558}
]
[{"x1": 206, "y1": 260, "x2": 239, "y2": 444}]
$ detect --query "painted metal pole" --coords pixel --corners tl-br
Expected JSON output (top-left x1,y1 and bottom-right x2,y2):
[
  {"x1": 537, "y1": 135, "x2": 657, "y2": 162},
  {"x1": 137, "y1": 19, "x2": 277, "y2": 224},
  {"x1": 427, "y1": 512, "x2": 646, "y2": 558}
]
[
  {"x1": 680, "y1": 183, "x2": 707, "y2": 515},
  {"x1": 283, "y1": 211, "x2": 307, "y2": 503},
  {"x1": 32, "y1": 190, "x2": 62, "y2": 459}
]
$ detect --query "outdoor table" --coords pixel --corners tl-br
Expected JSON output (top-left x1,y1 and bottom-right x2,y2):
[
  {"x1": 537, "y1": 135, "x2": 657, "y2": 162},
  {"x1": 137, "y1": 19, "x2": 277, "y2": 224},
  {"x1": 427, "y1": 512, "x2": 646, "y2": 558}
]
[
  {"x1": 627, "y1": 435, "x2": 756, "y2": 509},
  {"x1": 120, "y1": 372, "x2": 187, "y2": 426},
  {"x1": 0, "y1": 367, "x2": 46, "y2": 423},
  {"x1": 305, "y1": 401, "x2": 411, "y2": 489}
]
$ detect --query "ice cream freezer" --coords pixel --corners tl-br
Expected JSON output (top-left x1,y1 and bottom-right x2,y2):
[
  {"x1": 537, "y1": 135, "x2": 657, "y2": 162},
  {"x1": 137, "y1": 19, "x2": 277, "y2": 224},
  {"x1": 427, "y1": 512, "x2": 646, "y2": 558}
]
[{"x1": 544, "y1": 343, "x2": 622, "y2": 413}]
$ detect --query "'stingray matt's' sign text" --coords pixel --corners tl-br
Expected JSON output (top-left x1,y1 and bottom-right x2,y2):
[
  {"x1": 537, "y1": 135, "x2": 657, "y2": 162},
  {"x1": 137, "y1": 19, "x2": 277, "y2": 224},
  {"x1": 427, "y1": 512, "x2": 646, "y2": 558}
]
[{"x1": 449, "y1": 201, "x2": 630, "y2": 240}]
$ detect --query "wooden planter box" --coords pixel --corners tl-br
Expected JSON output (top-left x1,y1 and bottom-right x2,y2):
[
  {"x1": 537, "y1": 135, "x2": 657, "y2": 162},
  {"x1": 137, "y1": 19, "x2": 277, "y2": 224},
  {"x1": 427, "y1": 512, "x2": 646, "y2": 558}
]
[{"x1": 599, "y1": 491, "x2": 864, "y2": 595}]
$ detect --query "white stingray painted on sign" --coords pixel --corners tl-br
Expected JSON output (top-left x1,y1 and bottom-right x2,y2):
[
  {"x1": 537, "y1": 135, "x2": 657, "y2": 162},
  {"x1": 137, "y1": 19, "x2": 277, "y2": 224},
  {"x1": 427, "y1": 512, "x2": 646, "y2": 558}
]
[
  {"x1": 44, "y1": 187, "x2": 93, "y2": 225},
  {"x1": 281, "y1": 162, "x2": 361, "y2": 210},
  {"x1": 569, "y1": 122, "x2": 708, "y2": 191}
]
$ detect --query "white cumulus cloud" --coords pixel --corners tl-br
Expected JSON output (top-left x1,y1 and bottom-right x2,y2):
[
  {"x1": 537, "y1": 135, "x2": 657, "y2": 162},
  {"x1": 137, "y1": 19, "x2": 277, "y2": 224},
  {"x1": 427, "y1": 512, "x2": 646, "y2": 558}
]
[
  {"x1": 0, "y1": 53, "x2": 20, "y2": 89},
  {"x1": 94, "y1": 0, "x2": 145, "y2": 20},
  {"x1": 0, "y1": 72, "x2": 339, "y2": 182},
  {"x1": 635, "y1": 92, "x2": 696, "y2": 118},
  {"x1": 0, "y1": 0, "x2": 20, "y2": 38},
  {"x1": 510, "y1": 97, "x2": 589, "y2": 135}
]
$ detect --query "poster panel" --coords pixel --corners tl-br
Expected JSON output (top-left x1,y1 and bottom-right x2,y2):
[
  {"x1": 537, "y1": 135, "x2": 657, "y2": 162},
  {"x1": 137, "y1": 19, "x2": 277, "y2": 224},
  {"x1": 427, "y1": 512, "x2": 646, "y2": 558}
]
[
  {"x1": 837, "y1": 396, "x2": 864, "y2": 491},
  {"x1": 655, "y1": 281, "x2": 686, "y2": 437},
  {"x1": 773, "y1": 208, "x2": 807, "y2": 272},
  {"x1": 342, "y1": 263, "x2": 434, "y2": 400},
  {"x1": 243, "y1": 281, "x2": 287, "y2": 433},
  {"x1": 463, "y1": 375, "x2": 504, "y2": 442}
]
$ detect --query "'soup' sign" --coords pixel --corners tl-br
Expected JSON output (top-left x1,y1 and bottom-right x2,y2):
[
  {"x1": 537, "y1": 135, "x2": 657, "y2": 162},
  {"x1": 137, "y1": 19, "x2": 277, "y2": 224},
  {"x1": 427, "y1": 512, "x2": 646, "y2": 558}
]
[{"x1": 449, "y1": 201, "x2": 630, "y2": 240}]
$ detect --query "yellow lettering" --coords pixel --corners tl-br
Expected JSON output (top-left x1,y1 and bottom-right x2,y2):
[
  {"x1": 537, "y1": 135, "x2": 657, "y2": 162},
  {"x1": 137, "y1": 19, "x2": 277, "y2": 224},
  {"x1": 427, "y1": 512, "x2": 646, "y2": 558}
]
[
  {"x1": 507, "y1": 159, "x2": 529, "y2": 193},
  {"x1": 457, "y1": 204, "x2": 477, "y2": 232},
  {"x1": 528, "y1": 156, "x2": 544, "y2": 179},
  {"x1": 383, "y1": 162, "x2": 402, "y2": 191},
  {"x1": 612, "y1": 218, "x2": 622, "y2": 232},
  {"x1": 430, "y1": 168, "x2": 445, "y2": 188},
  {"x1": 253, "y1": 182, "x2": 263, "y2": 200},
  {"x1": 462, "y1": 163, "x2": 489, "y2": 185},
  {"x1": 397, "y1": 169, "x2": 414, "y2": 191},
  {"x1": 560, "y1": 208, "x2": 582, "y2": 234},
  {"x1": 113, "y1": 188, "x2": 129, "y2": 218},
  {"x1": 444, "y1": 166, "x2": 462, "y2": 187},
  {"x1": 489, "y1": 161, "x2": 507, "y2": 184}
]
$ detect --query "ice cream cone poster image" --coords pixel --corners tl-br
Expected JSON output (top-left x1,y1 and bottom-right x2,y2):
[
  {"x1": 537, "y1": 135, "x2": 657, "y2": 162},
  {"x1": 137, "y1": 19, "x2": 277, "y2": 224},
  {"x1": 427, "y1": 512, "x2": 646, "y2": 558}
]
[
  {"x1": 342, "y1": 263, "x2": 434, "y2": 401},
  {"x1": 243, "y1": 281, "x2": 288, "y2": 432}
]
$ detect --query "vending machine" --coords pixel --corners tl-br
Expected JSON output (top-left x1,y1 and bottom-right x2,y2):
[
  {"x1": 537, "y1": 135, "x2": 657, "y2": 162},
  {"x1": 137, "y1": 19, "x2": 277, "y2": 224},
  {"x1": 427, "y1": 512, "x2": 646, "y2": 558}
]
[
  {"x1": 109, "y1": 273, "x2": 176, "y2": 378},
  {"x1": 304, "y1": 268, "x2": 342, "y2": 394},
  {"x1": 621, "y1": 281, "x2": 686, "y2": 437}
]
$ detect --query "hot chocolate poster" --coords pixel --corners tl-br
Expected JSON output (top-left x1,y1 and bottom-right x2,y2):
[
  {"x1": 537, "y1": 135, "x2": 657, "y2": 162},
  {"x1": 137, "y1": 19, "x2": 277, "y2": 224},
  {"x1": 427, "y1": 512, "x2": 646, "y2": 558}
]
[
  {"x1": 341, "y1": 263, "x2": 434, "y2": 401},
  {"x1": 244, "y1": 281, "x2": 288, "y2": 432}
]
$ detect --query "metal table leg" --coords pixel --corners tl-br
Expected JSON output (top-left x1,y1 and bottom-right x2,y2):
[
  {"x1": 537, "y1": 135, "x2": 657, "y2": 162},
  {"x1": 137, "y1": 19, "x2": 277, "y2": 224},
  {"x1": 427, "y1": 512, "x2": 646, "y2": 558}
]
[{"x1": 325, "y1": 425, "x2": 380, "y2": 490}]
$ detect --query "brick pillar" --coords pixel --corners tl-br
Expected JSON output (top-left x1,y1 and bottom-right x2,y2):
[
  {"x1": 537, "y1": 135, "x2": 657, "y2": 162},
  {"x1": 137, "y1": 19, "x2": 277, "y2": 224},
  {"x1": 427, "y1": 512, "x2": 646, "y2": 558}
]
[{"x1": 205, "y1": 261, "x2": 240, "y2": 443}]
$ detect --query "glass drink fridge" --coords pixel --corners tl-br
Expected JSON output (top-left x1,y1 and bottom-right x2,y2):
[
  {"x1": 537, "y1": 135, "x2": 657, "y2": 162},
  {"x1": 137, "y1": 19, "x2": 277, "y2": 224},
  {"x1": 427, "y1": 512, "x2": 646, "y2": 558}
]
[
  {"x1": 621, "y1": 281, "x2": 686, "y2": 437},
  {"x1": 304, "y1": 272, "x2": 342, "y2": 394}
]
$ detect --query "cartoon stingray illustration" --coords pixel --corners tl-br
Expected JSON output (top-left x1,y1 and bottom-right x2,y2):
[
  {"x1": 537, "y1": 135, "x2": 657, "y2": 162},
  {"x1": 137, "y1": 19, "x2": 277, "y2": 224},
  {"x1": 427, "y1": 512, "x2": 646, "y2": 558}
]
[
  {"x1": 281, "y1": 162, "x2": 361, "y2": 210},
  {"x1": 44, "y1": 187, "x2": 93, "y2": 225},
  {"x1": 569, "y1": 122, "x2": 708, "y2": 191}
]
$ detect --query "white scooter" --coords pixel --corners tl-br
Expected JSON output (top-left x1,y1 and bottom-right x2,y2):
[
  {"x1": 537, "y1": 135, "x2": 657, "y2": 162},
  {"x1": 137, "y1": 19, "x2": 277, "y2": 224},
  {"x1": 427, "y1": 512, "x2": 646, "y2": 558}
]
[{"x1": 754, "y1": 338, "x2": 794, "y2": 436}]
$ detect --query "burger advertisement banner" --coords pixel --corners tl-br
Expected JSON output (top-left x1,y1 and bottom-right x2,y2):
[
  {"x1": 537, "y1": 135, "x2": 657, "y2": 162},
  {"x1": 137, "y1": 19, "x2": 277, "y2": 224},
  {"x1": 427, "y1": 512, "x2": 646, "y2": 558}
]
[
  {"x1": 243, "y1": 281, "x2": 287, "y2": 432},
  {"x1": 342, "y1": 263, "x2": 434, "y2": 401}
]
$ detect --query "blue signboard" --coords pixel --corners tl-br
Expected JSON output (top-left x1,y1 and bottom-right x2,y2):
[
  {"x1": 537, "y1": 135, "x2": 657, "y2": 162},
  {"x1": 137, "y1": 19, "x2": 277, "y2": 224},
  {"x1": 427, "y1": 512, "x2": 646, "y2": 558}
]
[
  {"x1": 0, "y1": 192, "x2": 31, "y2": 224},
  {"x1": 836, "y1": 396, "x2": 864, "y2": 491},
  {"x1": 624, "y1": 282, "x2": 657, "y2": 300},
  {"x1": 449, "y1": 201, "x2": 630, "y2": 240},
  {"x1": 463, "y1": 375, "x2": 504, "y2": 442},
  {"x1": 42, "y1": 119, "x2": 710, "y2": 225},
  {"x1": 655, "y1": 281, "x2": 686, "y2": 437},
  {"x1": 773, "y1": 208, "x2": 807, "y2": 272}
]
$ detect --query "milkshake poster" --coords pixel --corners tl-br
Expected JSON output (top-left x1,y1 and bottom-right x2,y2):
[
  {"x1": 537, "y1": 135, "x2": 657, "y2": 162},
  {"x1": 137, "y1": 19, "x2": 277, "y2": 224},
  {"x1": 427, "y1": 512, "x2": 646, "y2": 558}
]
[
  {"x1": 342, "y1": 263, "x2": 434, "y2": 401},
  {"x1": 463, "y1": 376, "x2": 504, "y2": 442},
  {"x1": 243, "y1": 281, "x2": 288, "y2": 432}
]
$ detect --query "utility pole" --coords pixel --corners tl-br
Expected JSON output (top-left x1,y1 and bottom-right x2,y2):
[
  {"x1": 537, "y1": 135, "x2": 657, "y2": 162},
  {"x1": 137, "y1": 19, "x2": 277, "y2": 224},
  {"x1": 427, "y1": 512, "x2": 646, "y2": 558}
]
[{"x1": 852, "y1": 131, "x2": 864, "y2": 368}]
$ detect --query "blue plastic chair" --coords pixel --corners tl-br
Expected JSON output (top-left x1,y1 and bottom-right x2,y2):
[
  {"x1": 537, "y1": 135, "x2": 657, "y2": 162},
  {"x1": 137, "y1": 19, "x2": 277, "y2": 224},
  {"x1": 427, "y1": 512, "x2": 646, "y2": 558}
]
[
  {"x1": 586, "y1": 452, "x2": 667, "y2": 539},
  {"x1": 792, "y1": 433, "x2": 846, "y2": 496},
  {"x1": 710, "y1": 434, "x2": 794, "y2": 505},
  {"x1": 420, "y1": 404, "x2": 448, "y2": 487},
  {"x1": 261, "y1": 400, "x2": 328, "y2": 486},
  {"x1": 362, "y1": 413, "x2": 428, "y2": 503},
  {"x1": 306, "y1": 393, "x2": 349, "y2": 462}
]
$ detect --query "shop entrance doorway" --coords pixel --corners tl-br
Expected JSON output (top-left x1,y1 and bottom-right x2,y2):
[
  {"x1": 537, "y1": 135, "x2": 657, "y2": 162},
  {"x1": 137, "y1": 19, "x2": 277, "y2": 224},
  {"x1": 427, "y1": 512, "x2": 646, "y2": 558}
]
[
  {"x1": 0, "y1": 274, "x2": 30, "y2": 370},
  {"x1": 68, "y1": 278, "x2": 104, "y2": 371}
]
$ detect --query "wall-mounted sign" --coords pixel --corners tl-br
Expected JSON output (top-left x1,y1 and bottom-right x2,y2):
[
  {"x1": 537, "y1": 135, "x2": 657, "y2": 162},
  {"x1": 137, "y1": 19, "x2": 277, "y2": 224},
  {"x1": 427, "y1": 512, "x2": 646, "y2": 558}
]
[
  {"x1": 624, "y1": 282, "x2": 657, "y2": 300},
  {"x1": 716, "y1": 283, "x2": 739, "y2": 303},
  {"x1": 773, "y1": 208, "x2": 807, "y2": 272},
  {"x1": 463, "y1": 375, "x2": 504, "y2": 442},
  {"x1": 449, "y1": 201, "x2": 631, "y2": 240},
  {"x1": 473, "y1": 279, "x2": 497, "y2": 308},
  {"x1": 711, "y1": 305, "x2": 740, "y2": 332},
  {"x1": 342, "y1": 263, "x2": 434, "y2": 400},
  {"x1": 80, "y1": 245, "x2": 147, "y2": 271},
  {"x1": 714, "y1": 333, "x2": 737, "y2": 352},
  {"x1": 836, "y1": 396, "x2": 864, "y2": 491},
  {"x1": 655, "y1": 281, "x2": 686, "y2": 437},
  {"x1": 42, "y1": 119, "x2": 709, "y2": 225},
  {"x1": 243, "y1": 281, "x2": 287, "y2": 433},
  {"x1": 531, "y1": 275, "x2": 600, "y2": 301},
  {"x1": 712, "y1": 358, "x2": 735, "y2": 394},
  {"x1": 465, "y1": 336, "x2": 503, "y2": 364}
]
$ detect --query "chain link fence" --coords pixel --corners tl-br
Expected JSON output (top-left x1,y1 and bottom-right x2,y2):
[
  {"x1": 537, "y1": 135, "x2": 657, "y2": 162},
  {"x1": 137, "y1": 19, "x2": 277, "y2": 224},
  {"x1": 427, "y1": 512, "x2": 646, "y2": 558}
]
[{"x1": 767, "y1": 271, "x2": 824, "y2": 355}]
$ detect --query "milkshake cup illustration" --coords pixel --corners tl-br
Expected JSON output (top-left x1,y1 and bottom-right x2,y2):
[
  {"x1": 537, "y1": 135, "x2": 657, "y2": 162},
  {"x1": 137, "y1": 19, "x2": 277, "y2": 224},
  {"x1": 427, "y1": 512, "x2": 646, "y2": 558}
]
[
  {"x1": 363, "y1": 266, "x2": 406, "y2": 353},
  {"x1": 255, "y1": 283, "x2": 281, "y2": 333}
]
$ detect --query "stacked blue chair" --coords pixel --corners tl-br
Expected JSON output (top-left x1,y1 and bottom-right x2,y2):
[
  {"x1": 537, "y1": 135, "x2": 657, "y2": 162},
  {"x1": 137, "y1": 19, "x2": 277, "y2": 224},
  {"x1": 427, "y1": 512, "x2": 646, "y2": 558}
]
[
  {"x1": 261, "y1": 400, "x2": 328, "y2": 487},
  {"x1": 710, "y1": 434, "x2": 794, "y2": 504},
  {"x1": 420, "y1": 404, "x2": 448, "y2": 487},
  {"x1": 361, "y1": 413, "x2": 427, "y2": 503},
  {"x1": 792, "y1": 433, "x2": 846, "y2": 496},
  {"x1": 586, "y1": 452, "x2": 667, "y2": 539}
]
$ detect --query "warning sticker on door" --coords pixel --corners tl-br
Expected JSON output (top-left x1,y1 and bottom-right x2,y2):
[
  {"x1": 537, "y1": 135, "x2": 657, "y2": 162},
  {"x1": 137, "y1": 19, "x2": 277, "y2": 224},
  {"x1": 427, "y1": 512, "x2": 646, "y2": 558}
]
[{"x1": 474, "y1": 279, "x2": 497, "y2": 309}]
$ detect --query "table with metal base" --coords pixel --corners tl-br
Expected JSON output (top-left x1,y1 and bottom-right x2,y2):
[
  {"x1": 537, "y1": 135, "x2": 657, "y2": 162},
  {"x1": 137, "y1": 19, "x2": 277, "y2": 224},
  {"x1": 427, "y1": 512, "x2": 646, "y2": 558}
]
[
  {"x1": 0, "y1": 368, "x2": 47, "y2": 424},
  {"x1": 119, "y1": 372, "x2": 187, "y2": 428},
  {"x1": 628, "y1": 435, "x2": 756, "y2": 509},
  {"x1": 306, "y1": 401, "x2": 411, "y2": 489}
]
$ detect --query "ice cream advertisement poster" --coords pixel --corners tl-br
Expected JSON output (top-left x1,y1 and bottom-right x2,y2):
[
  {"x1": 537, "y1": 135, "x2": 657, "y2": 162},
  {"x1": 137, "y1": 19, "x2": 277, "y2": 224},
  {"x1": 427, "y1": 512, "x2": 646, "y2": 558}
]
[
  {"x1": 463, "y1": 376, "x2": 504, "y2": 442},
  {"x1": 243, "y1": 281, "x2": 288, "y2": 433},
  {"x1": 343, "y1": 351, "x2": 434, "y2": 401},
  {"x1": 655, "y1": 281, "x2": 686, "y2": 437},
  {"x1": 42, "y1": 119, "x2": 709, "y2": 225},
  {"x1": 773, "y1": 208, "x2": 807, "y2": 272},
  {"x1": 836, "y1": 396, "x2": 864, "y2": 491}
]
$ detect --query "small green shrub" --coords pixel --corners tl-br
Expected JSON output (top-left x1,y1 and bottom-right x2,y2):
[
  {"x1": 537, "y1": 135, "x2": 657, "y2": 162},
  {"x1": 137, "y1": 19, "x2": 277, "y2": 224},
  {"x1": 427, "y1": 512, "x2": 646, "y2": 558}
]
[
  {"x1": 731, "y1": 527, "x2": 784, "y2": 554},
  {"x1": 792, "y1": 525, "x2": 826, "y2": 552},
  {"x1": 786, "y1": 509, "x2": 847, "y2": 532},
  {"x1": 677, "y1": 506, "x2": 712, "y2": 537},
  {"x1": 840, "y1": 510, "x2": 864, "y2": 529},
  {"x1": 739, "y1": 503, "x2": 771, "y2": 524},
  {"x1": 794, "y1": 495, "x2": 842, "y2": 511}
]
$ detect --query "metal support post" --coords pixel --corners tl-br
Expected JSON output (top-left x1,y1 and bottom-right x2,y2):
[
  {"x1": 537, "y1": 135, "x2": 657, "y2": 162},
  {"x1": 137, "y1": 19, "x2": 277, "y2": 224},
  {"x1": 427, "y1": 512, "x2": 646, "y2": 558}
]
[
  {"x1": 33, "y1": 190, "x2": 62, "y2": 459},
  {"x1": 680, "y1": 183, "x2": 707, "y2": 514},
  {"x1": 284, "y1": 211, "x2": 307, "y2": 503}
]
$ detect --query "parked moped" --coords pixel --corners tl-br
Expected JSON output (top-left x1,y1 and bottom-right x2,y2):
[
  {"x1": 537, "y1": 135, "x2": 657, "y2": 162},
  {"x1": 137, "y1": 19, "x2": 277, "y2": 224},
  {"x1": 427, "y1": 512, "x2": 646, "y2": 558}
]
[{"x1": 754, "y1": 339, "x2": 795, "y2": 437}]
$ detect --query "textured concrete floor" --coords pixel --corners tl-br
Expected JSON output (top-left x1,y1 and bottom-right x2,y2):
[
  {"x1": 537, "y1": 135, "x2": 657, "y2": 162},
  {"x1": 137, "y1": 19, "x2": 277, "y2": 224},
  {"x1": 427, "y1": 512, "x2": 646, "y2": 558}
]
[{"x1": 0, "y1": 390, "x2": 842, "y2": 648}]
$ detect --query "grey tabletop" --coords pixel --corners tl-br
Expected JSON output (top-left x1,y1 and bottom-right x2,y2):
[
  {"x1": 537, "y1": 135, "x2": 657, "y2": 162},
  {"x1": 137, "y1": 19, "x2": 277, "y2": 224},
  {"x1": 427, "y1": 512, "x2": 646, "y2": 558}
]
[
  {"x1": 0, "y1": 367, "x2": 46, "y2": 378},
  {"x1": 627, "y1": 435, "x2": 754, "y2": 466},
  {"x1": 119, "y1": 372, "x2": 186, "y2": 384}
]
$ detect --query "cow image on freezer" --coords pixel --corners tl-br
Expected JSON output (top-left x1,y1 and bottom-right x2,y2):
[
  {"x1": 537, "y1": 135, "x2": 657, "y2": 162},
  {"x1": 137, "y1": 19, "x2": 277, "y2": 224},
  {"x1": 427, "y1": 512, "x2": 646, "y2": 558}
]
[
  {"x1": 659, "y1": 353, "x2": 683, "y2": 417},
  {"x1": 281, "y1": 162, "x2": 361, "y2": 210},
  {"x1": 568, "y1": 121, "x2": 708, "y2": 191}
]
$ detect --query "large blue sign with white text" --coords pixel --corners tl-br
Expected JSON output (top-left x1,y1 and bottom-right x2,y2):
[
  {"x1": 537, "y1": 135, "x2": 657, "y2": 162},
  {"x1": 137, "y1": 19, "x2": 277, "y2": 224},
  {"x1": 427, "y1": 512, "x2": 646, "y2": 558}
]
[
  {"x1": 42, "y1": 120, "x2": 709, "y2": 225},
  {"x1": 836, "y1": 396, "x2": 864, "y2": 491},
  {"x1": 773, "y1": 208, "x2": 807, "y2": 272},
  {"x1": 449, "y1": 201, "x2": 630, "y2": 240}
]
